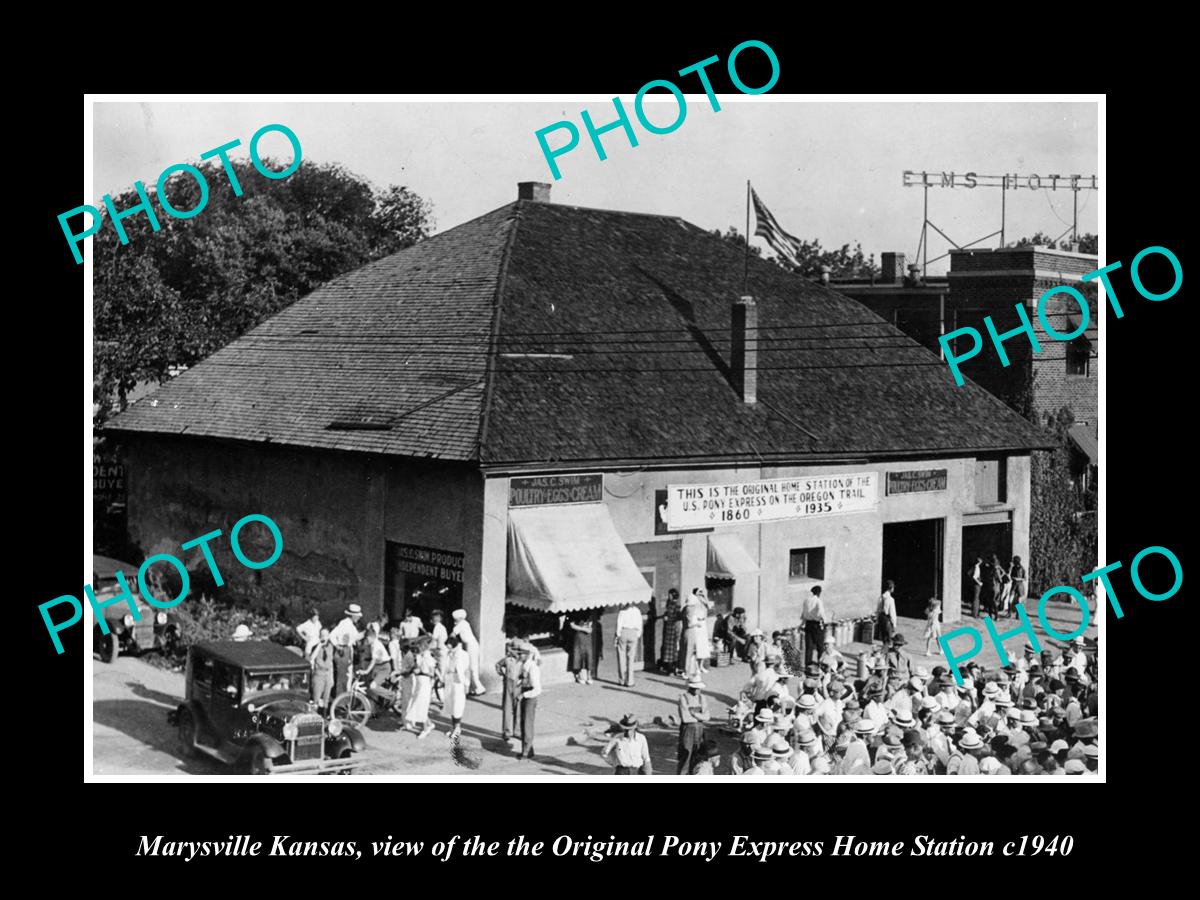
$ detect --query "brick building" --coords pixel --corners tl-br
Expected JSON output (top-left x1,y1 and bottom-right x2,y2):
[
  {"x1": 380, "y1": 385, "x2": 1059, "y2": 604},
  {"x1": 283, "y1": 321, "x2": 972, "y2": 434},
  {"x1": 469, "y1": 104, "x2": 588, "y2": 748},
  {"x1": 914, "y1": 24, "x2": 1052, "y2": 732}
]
[
  {"x1": 105, "y1": 184, "x2": 1051, "y2": 684},
  {"x1": 832, "y1": 246, "x2": 1098, "y2": 478}
]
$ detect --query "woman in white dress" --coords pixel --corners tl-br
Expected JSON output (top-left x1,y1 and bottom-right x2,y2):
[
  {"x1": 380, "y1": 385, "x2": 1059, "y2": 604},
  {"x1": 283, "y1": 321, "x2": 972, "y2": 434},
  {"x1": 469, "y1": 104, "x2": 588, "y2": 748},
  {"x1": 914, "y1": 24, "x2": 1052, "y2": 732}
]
[
  {"x1": 450, "y1": 609, "x2": 487, "y2": 695},
  {"x1": 443, "y1": 634, "x2": 471, "y2": 738},
  {"x1": 690, "y1": 589, "x2": 714, "y2": 675},
  {"x1": 404, "y1": 636, "x2": 437, "y2": 738}
]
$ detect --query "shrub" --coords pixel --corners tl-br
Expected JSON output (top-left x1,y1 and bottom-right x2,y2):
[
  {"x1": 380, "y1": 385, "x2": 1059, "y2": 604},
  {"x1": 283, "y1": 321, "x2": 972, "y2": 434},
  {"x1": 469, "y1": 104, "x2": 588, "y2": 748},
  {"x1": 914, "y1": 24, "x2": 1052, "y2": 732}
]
[{"x1": 146, "y1": 595, "x2": 294, "y2": 670}]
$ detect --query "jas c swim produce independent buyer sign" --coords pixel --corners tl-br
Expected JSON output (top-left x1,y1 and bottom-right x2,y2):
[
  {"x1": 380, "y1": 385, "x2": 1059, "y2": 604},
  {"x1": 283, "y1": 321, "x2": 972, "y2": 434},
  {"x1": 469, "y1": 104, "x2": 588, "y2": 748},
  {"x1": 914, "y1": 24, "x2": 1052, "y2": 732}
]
[{"x1": 664, "y1": 473, "x2": 878, "y2": 530}]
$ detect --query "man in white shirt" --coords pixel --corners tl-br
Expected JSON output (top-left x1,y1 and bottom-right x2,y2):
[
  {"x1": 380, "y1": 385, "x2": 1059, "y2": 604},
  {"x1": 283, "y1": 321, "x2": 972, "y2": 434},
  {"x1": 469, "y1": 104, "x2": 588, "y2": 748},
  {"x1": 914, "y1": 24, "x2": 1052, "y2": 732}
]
[
  {"x1": 968, "y1": 557, "x2": 984, "y2": 617},
  {"x1": 801, "y1": 586, "x2": 827, "y2": 666},
  {"x1": 295, "y1": 610, "x2": 322, "y2": 658},
  {"x1": 329, "y1": 603, "x2": 365, "y2": 649},
  {"x1": 602, "y1": 714, "x2": 653, "y2": 774},
  {"x1": 614, "y1": 600, "x2": 644, "y2": 687},
  {"x1": 516, "y1": 642, "x2": 541, "y2": 760},
  {"x1": 398, "y1": 610, "x2": 426, "y2": 640}
]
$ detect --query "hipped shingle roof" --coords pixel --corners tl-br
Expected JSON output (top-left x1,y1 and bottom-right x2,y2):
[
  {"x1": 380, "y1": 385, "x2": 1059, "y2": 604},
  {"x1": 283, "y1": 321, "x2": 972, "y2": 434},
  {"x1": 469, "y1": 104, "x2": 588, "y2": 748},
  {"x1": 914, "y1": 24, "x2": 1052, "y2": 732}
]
[{"x1": 106, "y1": 199, "x2": 1052, "y2": 464}]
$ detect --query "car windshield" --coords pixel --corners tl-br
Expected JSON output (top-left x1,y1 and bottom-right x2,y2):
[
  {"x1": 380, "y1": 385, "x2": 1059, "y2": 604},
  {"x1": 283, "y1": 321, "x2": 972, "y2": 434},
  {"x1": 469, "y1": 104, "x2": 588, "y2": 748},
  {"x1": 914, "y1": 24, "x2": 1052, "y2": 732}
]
[{"x1": 244, "y1": 670, "x2": 310, "y2": 695}]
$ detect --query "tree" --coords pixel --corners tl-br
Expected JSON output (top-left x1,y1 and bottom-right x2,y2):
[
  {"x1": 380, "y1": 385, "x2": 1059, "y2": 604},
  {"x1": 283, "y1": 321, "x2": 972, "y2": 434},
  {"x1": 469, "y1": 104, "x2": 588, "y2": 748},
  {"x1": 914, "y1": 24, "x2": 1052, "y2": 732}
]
[
  {"x1": 92, "y1": 158, "x2": 434, "y2": 425},
  {"x1": 1026, "y1": 405, "x2": 1098, "y2": 595},
  {"x1": 1010, "y1": 231, "x2": 1098, "y2": 255},
  {"x1": 713, "y1": 226, "x2": 880, "y2": 279}
]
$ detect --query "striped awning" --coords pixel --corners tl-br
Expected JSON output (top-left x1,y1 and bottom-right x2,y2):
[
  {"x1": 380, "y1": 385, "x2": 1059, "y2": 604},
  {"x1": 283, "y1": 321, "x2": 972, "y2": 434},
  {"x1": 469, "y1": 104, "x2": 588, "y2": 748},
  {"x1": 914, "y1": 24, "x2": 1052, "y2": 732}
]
[{"x1": 506, "y1": 505, "x2": 650, "y2": 613}]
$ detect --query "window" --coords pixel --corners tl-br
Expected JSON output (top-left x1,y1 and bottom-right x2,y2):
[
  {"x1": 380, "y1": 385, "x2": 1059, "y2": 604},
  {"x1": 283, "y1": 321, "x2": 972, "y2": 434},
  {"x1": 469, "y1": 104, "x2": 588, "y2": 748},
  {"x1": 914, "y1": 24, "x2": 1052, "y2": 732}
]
[
  {"x1": 789, "y1": 547, "x2": 826, "y2": 581},
  {"x1": 192, "y1": 655, "x2": 214, "y2": 687},
  {"x1": 503, "y1": 604, "x2": 562, "y2": 650},
  {"x1": 212, "y1": 662, "x2": 241, "y2": 704},
  {"x1": 1066, "y1": 339, "x2": 1091, "y2": 376},
  {"x1": 975, "y1": 456, "x2": 1008, "y2": 506}
]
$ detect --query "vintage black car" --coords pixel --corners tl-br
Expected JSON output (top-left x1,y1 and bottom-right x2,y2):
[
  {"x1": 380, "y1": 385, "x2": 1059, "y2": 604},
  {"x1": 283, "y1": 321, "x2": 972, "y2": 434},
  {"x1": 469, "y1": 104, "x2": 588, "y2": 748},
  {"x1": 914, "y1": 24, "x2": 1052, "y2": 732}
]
[
  {"x1": 92, "y1": 555, "x2": 179, "y2": 663},
  {"x1": 168, "y1": 640, "x2": 367, "y2": 774}
]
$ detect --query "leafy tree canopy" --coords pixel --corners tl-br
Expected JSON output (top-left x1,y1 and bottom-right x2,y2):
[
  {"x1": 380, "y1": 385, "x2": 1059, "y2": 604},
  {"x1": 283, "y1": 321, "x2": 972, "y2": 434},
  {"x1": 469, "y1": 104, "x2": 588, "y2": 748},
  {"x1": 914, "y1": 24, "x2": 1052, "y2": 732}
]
[
  {"x1": 1010, "y1": 231, "x2": 1098, "y2": 255},
  {"x1": 713, "y1": 226, "x2": 880, "y2": 280},
  {"x1": 93, "y1": 158, "x2": 434, "y2": 423}
]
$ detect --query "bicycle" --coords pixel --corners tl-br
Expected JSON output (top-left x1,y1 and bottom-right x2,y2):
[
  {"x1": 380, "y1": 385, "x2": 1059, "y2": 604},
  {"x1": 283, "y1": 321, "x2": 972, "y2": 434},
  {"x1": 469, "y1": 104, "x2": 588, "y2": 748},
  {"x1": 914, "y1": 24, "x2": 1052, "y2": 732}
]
[{"x1": 330, "y1": 673, "x2": 404, "y2": 727}]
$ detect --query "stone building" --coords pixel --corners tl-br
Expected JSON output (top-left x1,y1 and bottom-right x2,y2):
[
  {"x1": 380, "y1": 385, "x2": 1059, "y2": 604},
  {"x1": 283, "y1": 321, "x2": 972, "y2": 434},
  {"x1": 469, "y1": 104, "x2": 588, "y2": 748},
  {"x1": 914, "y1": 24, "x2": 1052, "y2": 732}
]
[{"x1": 105, "y1": 183, "x2": 1051, "y2": 683}]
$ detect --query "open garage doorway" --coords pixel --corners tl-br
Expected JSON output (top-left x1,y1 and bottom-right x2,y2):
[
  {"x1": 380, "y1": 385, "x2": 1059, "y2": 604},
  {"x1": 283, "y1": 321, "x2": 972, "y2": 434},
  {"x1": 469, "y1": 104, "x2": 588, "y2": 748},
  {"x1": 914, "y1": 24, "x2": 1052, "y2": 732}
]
[{"x1": 881, "y1": 518, "x2": 945, "y2": 619}]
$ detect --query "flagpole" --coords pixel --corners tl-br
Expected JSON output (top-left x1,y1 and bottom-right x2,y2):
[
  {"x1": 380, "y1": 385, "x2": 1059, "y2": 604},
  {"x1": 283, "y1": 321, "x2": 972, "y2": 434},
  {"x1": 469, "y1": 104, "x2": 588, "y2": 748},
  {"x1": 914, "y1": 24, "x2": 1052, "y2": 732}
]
[{"x1": 744, "y1": 180, "x2": 750, "y2": 295}]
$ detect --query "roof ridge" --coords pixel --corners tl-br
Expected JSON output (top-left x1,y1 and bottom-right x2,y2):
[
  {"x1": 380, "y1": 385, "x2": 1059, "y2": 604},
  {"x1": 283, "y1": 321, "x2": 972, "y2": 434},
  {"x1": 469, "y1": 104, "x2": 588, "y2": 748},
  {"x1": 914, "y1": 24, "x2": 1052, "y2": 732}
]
[{"x1": 475, "y1": 204, "x2": 524, "y2": 462}]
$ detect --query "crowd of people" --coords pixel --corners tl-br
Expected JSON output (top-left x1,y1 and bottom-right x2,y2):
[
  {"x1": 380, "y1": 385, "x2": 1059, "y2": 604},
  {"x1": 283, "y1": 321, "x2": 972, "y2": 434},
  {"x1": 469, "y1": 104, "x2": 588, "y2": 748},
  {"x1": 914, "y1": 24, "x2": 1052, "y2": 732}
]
[
  {"x1": 694, "y1": 631, "x2": 1098, "y2": 777},
  {"x1": 250, "y1": 603, "x2": 495, "y2": 741},
  {"x1": 226, "y1": 580, "x2": 1096, "y2": 777}
]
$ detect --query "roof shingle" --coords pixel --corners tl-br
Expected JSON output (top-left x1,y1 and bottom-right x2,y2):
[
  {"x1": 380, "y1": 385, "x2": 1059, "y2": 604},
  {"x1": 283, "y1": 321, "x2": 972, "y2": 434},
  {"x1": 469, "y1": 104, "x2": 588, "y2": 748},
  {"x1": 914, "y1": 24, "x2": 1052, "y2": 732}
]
[{"x1": 106, "y1": 198, "x2": 1052, "y2": 463}]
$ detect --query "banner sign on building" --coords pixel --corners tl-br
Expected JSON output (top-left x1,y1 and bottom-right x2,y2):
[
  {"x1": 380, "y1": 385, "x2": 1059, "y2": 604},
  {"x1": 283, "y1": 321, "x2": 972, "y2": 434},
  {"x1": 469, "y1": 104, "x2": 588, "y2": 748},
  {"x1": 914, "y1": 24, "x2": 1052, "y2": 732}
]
[
  {"x1": 392, "y1": 543, "x2": 464, "y2": 583},
  {"x1": 664, "y1": 473, "x2": 878, "y2": 530},
  {"x1": 886, "y1": 468, "x2": 948, "y2": 496},
  {"x1": 509, "y1": 473, "x2": 603, "y2": 507}
]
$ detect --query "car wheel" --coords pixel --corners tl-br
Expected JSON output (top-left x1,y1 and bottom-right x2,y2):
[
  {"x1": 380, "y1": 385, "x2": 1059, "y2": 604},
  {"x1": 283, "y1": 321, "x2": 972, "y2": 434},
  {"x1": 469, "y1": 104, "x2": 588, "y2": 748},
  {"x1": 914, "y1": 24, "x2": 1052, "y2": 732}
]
[
  {"x1": 335, "y1": 748, "x2": 354, "y2": 776},
  {"x1": 103, "y1": 631, "x2": 119, "y2": 664},
  {"x1": 247, "y1": 745, "x2": 274, "y2": 776},
  {"x1": 177, "y1": 710, "x2": 199, "y2": 759}
]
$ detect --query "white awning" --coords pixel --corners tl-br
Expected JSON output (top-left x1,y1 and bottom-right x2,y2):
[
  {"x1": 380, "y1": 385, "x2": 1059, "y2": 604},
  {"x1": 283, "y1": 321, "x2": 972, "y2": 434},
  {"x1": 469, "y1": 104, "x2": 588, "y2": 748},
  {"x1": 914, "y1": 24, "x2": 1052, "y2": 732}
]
[
  {"x1": 506, "y1": 505, "x2": 651, "y2": 613},
  {"x1": 706, "y1": 533, "x2": 759, "y2": 580}
]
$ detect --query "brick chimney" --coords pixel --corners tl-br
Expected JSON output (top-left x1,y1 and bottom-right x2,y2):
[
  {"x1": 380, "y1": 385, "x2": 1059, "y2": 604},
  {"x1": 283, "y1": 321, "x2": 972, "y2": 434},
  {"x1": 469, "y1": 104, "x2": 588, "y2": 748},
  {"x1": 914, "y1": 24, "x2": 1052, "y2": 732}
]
[
  {"x1": 731, "y1": 296, "x2": 758, "y2": 404},
  {"x1": 518, "y1": 182, "x2": 551, "y2": 202},
  {"x1": 881, "y1": 252, "x2": 905, "y2": 284}
]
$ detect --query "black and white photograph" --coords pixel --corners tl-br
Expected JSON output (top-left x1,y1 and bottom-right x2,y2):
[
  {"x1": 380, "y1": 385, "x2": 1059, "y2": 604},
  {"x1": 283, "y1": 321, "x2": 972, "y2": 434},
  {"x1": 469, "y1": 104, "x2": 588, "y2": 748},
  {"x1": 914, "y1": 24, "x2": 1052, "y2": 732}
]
[{"x1": 83, "y1": 96, "x2": 1102, "y2": 780}]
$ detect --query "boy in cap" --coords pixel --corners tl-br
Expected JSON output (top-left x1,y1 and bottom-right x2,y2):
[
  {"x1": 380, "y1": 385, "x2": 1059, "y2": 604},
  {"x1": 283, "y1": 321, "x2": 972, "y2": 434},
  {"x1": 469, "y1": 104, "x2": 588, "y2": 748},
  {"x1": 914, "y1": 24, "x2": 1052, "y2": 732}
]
[
  {"x1": 603, "y1": 714, "x2": 653, "y2": 775},
  {"x1": 677, "y1": 676, "x2": 711, "y2": 774},
  {"x1": 516, "y1": 641, "x2": 541, "y2": 759},
  {"x1": 495, "y1": 638, "x2": 524, "y2": 746}
]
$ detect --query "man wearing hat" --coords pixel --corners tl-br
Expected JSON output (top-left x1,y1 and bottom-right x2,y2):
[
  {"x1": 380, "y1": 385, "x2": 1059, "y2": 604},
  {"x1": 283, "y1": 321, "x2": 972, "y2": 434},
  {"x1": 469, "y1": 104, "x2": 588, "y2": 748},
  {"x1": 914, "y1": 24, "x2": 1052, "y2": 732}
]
[
  {"x1": 330, "y1": 603, "x2": 365, "y2": 649},
  {"x1": 309, "y1": 628, "x2": 336, "y2": 716},
  {"x1": 933, "y1": 673, "x2": 960, "y2": 711},
  {"x1": 863, "y1": 685, "x2": 889, "y2": 733},
  {"x1": 329, "y1": 604, "x2": 365, "y2": 693},
  {"x1": 860, "y1": 658, "x2": 887, "y2": 702},
  {"x1": 691, "y1": 740, "x2": 723, "y2": 776},
  {"x1": 677, "y1": 676, "x2": 711, "y2": 774},
  {"x1": 925, "y1": 710, "x2": 956, "y2": 772},
  {"x1": 794, "y1": 694, "x2": 820, "y2": 732},
  {"x1": 841, "y1": 720, "x2": 874, "y2": 774},
  {"x1": 1064, "y1": 758, "x2": 1088, "y2": 776},
  {"x1": 886, "y1": 634, "x2": 914, "y2": 682},
  {"x1": 1068, "y1": 718, "x2": 1097, "y2": 761},
  {"x1": 516, "y1": 641, "x2": 541, "y2": 759},
  {"x1": 955, "y1": 729, "x2": 985, "y2": 775},
  {"x1": 800, "y1": 584, "x2": 828, "y2": 666},
  {"x1": 740, "y1": 744, "x2": 773, "y2": 777},
  {"x1": 603, "y1": 714, "x2": 653, "y2": 775},
  {"x1": 495, "y1": 639, "x2": 524, "y2": 746},
  {"x1": 875, "y1": 731, "x2": 905, "y2": 770}
]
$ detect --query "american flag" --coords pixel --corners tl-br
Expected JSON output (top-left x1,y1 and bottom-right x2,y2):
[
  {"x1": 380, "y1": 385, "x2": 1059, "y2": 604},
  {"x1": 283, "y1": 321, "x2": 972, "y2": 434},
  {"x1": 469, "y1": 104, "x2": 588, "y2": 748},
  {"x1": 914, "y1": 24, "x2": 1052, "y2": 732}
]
[{"x1": 751, "y1": 187, "x2": 804, "y2": 267}]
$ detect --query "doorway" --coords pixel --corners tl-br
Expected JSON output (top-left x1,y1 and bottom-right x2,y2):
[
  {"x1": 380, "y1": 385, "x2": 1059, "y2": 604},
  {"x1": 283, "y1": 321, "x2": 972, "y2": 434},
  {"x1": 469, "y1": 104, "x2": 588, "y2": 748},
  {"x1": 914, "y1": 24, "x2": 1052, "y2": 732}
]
[
  {"x1": 881, "y1": 518, "x2": 945, "y2": 619},
  {"x1": 962, "y1": 520, "x2": 1013, "y2": 613}
]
